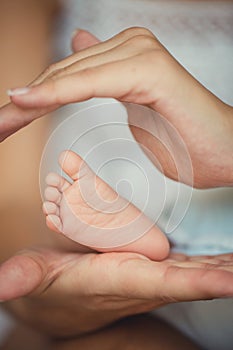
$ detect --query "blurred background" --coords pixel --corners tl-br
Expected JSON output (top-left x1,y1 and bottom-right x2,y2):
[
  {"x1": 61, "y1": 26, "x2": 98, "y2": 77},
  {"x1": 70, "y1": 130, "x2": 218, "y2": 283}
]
[
  {"x1": 0, "y1": 0, "x2": 233, "y2": 349},
  {"x1": 0, "y1": 1, "x2": 59, "y2": 348}
]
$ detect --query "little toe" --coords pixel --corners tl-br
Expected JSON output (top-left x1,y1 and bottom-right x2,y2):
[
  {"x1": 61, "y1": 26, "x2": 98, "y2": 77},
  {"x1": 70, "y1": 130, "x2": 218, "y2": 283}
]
[
  {"x1": 46, "y1": 172, "x2": 70, "y2": 192},
  {"x1": 46, "y1": 214, "x2": 62, "y2": 233},
  {"x1": 44, "y1": 187, "x2": 61, "y2": 204},
  {"x1": 43, "y1": 201, "x2": 59, "y2": 216},
  {"x1": 59, "y1": 150, "x2": 87, "y2": 181},
  {"x1": 46, "y1": 172, "x2": 61, "y2": 187}
]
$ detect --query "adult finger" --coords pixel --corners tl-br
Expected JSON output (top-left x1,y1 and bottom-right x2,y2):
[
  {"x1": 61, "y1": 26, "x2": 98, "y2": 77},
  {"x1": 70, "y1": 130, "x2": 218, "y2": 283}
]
[
  {"x1": 140, "y1": 259, "x2": 233, "y2": 302},
  {"x1": 58, "y1": 253, "x2": 233, "y2": 306},
  {"x1": 0, "y1": 28, "x2": 161, "y2": 142},
  {"x1": 45, "y1": 35, "x2": 159, "y2": 82},
  {"x1": 0, "y1": 103, "x2": 55, "y2": 142},
  {"x1": 32, "y1": 27, "x2": 156, "y2": 86},
  {"x1": 71, "y1": 29, "x2": 100, "y2": 52},
  {"x1": 0, "y1": 248, "x2": 78, "y2": 301},
  {"x1": 8, "y1": 51, "x2": 165, "y2": 109}
]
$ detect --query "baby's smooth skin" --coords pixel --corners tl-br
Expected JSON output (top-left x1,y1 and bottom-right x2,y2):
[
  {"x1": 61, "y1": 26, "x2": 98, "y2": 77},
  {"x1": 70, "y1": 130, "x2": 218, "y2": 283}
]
[{"x1": 43, "y1": 150, "x2": 169, "y2": 260}]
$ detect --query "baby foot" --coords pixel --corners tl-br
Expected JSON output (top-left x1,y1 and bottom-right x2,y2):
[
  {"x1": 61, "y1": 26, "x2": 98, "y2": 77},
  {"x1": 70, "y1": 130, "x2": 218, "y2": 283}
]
[{"x1": 43, "y1": 150, "x2": 169, "y2": 260}]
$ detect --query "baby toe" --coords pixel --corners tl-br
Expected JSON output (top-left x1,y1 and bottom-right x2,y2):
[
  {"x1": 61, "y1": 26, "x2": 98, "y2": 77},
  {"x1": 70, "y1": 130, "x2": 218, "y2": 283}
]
[
  {"x1": 44, "y1": 187, "x2": 61, "y2": 204},
  {"x1": 46, "y1": 172, "x2": 71, "y2": 193},
  {"x1": 43, "y1": 201, "x2": 59, "y2": 215},
  {"x1": 46, "y1": 172, "x2": 61, "y2": 187},
  {"x1": 46, "y1": 214, "x2": 62, "y2": 233},
  {"x1": 57, "y1": 176, "x2": 70, "y2": 193}
]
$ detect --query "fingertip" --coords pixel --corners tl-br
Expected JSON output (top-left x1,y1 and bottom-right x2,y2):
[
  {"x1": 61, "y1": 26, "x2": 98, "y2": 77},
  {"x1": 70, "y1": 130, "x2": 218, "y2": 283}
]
[
  {"x1": 71, "y1": 28, "x2": 81, "y2": 40},
  {"x1": 8, "y1": 86, "x2": 38, "y2": 108},
  {"x1": 0, "y1": 254, "x2": 45, "y2": 301},
  {"x1": 7, "y1": 87, "x2": 31, "y2": 97},
  {"x1": 8, "y1": 83, "x2": 56, "y2": 109},
  {"x1": 71, "y1": 29, "x2": 100, "y2": 52}
]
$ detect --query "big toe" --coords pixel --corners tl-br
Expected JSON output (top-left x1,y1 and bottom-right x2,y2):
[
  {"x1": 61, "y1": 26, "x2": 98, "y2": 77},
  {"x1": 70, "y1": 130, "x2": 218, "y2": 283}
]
[
  {"x1": 59, "y1": 150, "x2": 90, "y2": 181},
  {"x1": 46, "y1": 214, "x2": 62, "y2": 233}
]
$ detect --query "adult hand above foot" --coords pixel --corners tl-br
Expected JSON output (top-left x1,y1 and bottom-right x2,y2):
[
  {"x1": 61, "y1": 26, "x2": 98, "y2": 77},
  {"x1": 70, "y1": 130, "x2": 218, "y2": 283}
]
[
  {"x1": 2, "y1": 28, "x2": 233, "y2": 187},
  {"x1": 1, "y1": 247, "x2": 233, "y2": 338}
]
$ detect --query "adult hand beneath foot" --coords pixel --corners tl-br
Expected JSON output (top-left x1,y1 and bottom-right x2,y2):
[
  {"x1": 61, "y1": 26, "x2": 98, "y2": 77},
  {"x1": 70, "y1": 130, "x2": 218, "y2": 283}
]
[
  {"x1": 1, "y1": 28, "x2": 233, "y2": 188},
  {"x1": 1, "y1": 247, "x2": 233, "y2": 338}
]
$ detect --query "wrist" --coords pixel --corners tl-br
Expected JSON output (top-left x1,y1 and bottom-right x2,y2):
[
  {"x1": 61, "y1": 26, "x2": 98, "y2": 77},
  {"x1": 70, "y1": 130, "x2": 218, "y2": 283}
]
[
  {"x1": 204, "y1": 101, "x2": 233, "y2": 188},
  {"x1": 219, "y1": 103, "x2": 233, "y2": 186}
]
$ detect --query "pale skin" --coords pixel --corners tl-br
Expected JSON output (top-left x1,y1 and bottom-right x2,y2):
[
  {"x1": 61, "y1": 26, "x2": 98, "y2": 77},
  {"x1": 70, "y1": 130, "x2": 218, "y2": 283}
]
[
  {"x1": 1, "y1": 21, "x2": 233, "y2": 350},
  {"x1": 43, "y1": 150, "x2": 170, "y2": 260}
]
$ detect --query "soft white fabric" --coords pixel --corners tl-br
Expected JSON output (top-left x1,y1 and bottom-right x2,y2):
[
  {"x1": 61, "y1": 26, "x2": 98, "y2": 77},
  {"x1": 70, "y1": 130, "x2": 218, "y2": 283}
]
[
  {"x1": 43, "y1": 1, "x2": 233, "y2": 349},
  {"x1": 157, "y1": 299, "x2": 233, "y2": 350}
]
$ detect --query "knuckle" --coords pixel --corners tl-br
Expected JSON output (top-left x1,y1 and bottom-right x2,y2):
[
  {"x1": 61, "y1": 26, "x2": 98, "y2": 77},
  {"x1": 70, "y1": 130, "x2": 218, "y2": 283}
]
[
  {"x1": 80, "y1": 67, "x2": 96, "y2": 94},
  {"x1": 124, "y1": 26, "x2": 154, "y2": 38},
  {"x1": 79, "y1": 66, "x2": 95, "y2": 82},
  {"x1": 45, "y1": 79, "x2": 61, "y2": 105},
  {"x1": 128, "y1": 34, "x2": 157, "y2": 50},
  {"x1": 49, "y1": 62, "x2": 59, "y2": 72},
  {"x1": 48, "y1": 65, "x2": 70, "y2": 81},
  {"x1": 44, "y1": 63, "x2": 59, "y2": 76},
  {"x1": 142, "y1": 49, "x2": 168, "y2": 67}
]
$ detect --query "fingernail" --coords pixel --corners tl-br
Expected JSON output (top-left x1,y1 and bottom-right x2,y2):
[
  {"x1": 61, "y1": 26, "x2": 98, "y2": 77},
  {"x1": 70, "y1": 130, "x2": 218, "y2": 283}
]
[
  {"x1": 71, "y1": 28, "x2": 80, "y2": 39},
  {"x1": 7, "y1": 87, "x2": 31, "y2": 97}
]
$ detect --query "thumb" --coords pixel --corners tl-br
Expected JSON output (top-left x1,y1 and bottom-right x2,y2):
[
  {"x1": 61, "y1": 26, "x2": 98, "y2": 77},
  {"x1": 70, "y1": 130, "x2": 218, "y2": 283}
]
[
  {"x1": 0, "y1": 248, "x2": 70, "y2": 301},
  {"x1": 0, "y1": 252, "x2": 45, "y2": 301},
  {"x1": 71, "y1": 29, "x2": 100, "y2": 52}
]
